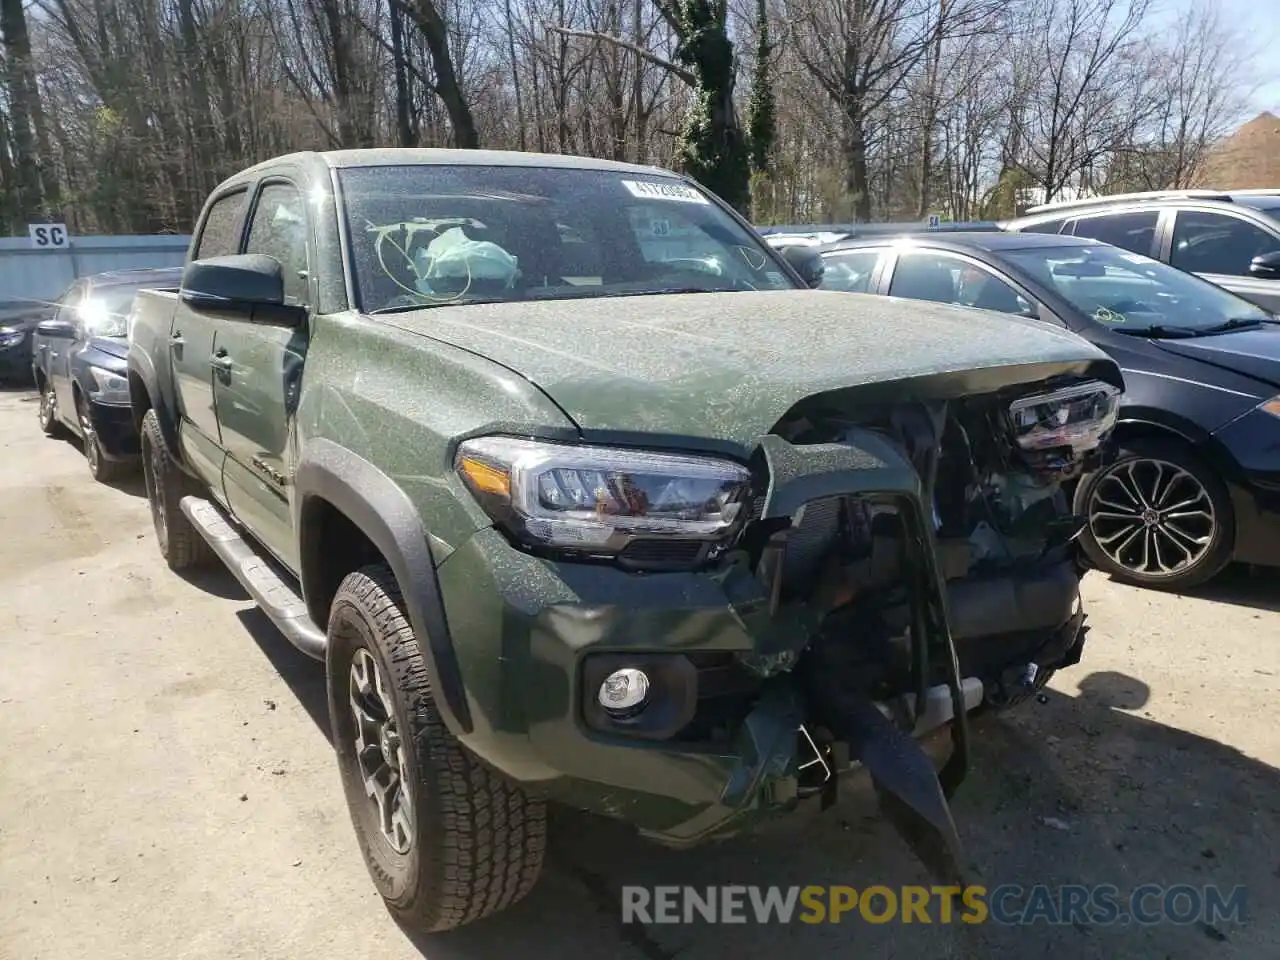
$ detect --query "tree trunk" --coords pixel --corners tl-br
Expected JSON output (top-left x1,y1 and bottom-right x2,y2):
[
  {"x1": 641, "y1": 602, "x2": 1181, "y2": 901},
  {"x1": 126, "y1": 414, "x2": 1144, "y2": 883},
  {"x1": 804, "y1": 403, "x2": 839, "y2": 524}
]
[
  {"x1": 406, "y1": 0, "x2": 480, "y2": 148},
  {"x1": 504, "y1": 0, "x2": 526, "y2": 150},
  {"x1": 389, "y1": 0, "x2": 416, "y2": 146},
  {"x1": 1, "y1": 0, "x2": 45, "y2": 221},
  {"x1": 844, "y1": 109, "x2": 872, "y2": 221}
]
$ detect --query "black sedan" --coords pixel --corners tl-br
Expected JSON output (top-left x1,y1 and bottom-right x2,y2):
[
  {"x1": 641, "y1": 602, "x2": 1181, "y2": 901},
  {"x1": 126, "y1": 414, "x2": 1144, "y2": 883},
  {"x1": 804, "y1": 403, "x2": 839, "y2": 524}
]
[
  {"x1": 798, "y1": 230, "x2": 1280, "y2": 590},
  {"x1": 33, "y1": 267, "x2": 182, "y2": 482},
  {"x1": 0, "y1": 302, "x2": 55, "y2": 384}
]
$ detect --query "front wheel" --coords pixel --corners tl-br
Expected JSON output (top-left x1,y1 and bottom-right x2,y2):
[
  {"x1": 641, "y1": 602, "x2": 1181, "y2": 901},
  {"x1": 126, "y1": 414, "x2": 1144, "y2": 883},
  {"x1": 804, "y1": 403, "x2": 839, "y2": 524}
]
[
  {"x1": 1074, "y1": 438, "x2": 1233, "y2": 590},
  {"x1": 327, "y1": 564, "x2": 546, "y2": 933},
  {"x1": 77, "y1": 393, "x2": 130, "y2": 482},
  {"x1": 139, "y1": 409, "x2": 211, "y2": 570},
  {"x1": 38, "y1": 382, "x2": 64, "y2": 437}
]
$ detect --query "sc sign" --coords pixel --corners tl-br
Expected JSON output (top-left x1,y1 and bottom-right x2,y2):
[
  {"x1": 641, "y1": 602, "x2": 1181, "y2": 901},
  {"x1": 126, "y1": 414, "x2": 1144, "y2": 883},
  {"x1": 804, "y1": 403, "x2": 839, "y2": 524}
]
[{"x1": 28, "y1": 223, "x2": 70, "y2": 249}]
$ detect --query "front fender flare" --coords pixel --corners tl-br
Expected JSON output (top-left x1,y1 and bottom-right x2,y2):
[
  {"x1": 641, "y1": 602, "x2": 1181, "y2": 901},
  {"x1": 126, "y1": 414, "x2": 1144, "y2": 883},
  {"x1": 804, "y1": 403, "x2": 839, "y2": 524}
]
[
  {"x1": 127, "y1": 348, "x2": 182, "y2": 458},
  {"x1": 293, "y1": 439, "x2": 473, "y2": 736}
]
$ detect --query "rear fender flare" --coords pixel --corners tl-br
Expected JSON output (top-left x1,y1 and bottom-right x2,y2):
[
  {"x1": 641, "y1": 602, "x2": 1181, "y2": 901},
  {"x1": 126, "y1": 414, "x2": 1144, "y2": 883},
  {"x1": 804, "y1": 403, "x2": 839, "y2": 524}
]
[{"x1": 293, "y1": 438, "x2": 473, "y2": 736}]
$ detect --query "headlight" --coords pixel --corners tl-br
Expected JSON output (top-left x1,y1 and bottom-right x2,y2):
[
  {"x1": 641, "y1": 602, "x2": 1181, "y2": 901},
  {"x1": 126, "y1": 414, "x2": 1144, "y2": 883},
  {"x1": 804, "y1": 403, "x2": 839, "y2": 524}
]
[
  {"x1": 1258, "y1": 397, "x2": 1280, "y2": 418},
  {"x1": 0, "y1": 327, "x2": 24, "y2": 347},
  {"x1": 455, "y1": 436, "x2": 752, "y2": 567},
  {"x1": 87, "y1": 366, "x2": 130, "y2": 405},
  {"x1": 1007, "y1": 381, "x2": 1121, "y2": 456}
]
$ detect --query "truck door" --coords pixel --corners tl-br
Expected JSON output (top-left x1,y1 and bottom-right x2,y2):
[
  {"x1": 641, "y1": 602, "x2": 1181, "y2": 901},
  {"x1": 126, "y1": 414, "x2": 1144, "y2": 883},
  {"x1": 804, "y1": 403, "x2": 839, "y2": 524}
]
[
  {"x1": 214, "y1": 179, "x2": 310, "y2": 573},
  {"x1": 172, "y1": 187, "x2": 249, "y2": 493}
]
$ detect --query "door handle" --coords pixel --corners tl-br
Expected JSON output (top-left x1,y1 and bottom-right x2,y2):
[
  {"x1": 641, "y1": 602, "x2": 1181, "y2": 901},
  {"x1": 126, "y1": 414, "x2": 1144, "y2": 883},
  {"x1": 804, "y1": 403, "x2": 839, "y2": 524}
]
[
  {"x1": 169, "y1": 332, "x2": 185, "y2": 347},
  {"x1": 210, "y1": 353, "x2": 234, "y2": 372},
  {"x1": 50, "y1": 351, "x2": 59, "y2": 359}
]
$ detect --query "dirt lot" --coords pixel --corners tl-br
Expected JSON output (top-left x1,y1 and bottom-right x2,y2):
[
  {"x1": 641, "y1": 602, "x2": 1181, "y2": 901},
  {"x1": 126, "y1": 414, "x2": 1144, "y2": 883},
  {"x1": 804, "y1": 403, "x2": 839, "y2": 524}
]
[{"x1": 1, "y1": 383, "x2": 1278, "y2": 960}]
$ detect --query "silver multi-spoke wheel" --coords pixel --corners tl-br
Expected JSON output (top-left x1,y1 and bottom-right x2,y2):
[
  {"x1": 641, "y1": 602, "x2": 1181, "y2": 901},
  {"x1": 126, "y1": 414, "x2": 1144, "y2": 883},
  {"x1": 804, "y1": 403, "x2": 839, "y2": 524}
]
[
  {"x1": 79, "y1": 404, "x2": 101, "y2": 474},
  {"x1": 1087, "y1": 457, "x2": 1216, "y2": 579},
  {"x1": 38, "y1": 384, "x2": 59, "y2": 434},
  {"x1": 349, "y1": 648, "x2": 414, "y2": 854}
]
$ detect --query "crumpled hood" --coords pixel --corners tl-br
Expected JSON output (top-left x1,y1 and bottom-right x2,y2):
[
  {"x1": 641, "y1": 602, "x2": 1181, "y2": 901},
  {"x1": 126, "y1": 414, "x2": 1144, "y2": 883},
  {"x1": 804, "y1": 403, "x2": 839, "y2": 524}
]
[
  {"x1": 384, "y1": 290, "x2": 1121, "y2": 452},
  {"x1": 1152, "y1": 326, "x2": 1280, "y2": 390}
]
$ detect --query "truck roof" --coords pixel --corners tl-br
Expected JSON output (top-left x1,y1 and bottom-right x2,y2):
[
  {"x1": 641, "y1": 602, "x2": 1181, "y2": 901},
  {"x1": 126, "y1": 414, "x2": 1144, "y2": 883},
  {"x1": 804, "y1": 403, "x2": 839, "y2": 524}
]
[{"x1": 234, "y1": 148, "x2": 672, "y2": 181}]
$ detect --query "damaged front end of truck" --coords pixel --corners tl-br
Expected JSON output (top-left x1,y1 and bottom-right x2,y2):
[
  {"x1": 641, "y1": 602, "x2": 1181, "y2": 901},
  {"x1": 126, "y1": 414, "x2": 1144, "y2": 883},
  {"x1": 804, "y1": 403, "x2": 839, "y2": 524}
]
[
  {"x1": 455, "y1": 341, "x2": 1123, "y2": 887},
  {"x1": 620, "y1": 368, "x2": 1120, "y2": 883}
]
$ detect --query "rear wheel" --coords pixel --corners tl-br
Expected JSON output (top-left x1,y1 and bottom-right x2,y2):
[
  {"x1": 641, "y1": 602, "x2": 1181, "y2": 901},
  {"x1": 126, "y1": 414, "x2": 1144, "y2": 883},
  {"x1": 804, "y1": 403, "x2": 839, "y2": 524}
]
[
  {"x1": 1075, "y1": 437, "x2": 1233, "y2": 590},
  {"x1": 140, "y1": 409, "x2": 211, "y2": 570},
  {"x1": 327, "y1": 564, "x2": 546, "y2": 932}
]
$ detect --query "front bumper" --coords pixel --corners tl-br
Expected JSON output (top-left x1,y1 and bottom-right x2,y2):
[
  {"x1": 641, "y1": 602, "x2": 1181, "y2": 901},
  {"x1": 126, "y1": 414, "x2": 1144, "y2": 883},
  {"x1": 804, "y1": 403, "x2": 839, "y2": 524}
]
[
  {"x1": 86, "y1": 399, "x2": 140, "y2": 458},
  {"x1": 1210, "y1": 408, "x2": 1280, "y2": 567},
  {"x1": 437, "y1": 526, "x2": 987, "y2": 846}
]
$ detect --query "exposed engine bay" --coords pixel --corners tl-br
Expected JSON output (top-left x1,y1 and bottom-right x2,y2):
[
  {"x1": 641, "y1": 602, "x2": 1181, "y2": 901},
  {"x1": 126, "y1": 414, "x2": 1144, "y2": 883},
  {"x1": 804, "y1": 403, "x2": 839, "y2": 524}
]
[{"x1": 707, "y1": 375, "x2": 1120, "y2": 882}]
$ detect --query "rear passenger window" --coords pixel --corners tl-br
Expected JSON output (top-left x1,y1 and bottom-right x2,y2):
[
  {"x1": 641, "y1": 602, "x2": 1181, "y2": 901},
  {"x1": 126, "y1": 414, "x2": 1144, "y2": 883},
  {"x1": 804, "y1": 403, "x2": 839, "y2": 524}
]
[
  {"x1": 194, "y1": 190, "x2": 247, "y2": 260},
  {"x1": 1070, "y1": 212, "x2": 1158, "y2": 256},
  {"x1": 819, "y1": 250, "x2": 880, "y2": 292},
  {"x1": 1171, "y1": 211, "x2": 1280, "y2": 276}
]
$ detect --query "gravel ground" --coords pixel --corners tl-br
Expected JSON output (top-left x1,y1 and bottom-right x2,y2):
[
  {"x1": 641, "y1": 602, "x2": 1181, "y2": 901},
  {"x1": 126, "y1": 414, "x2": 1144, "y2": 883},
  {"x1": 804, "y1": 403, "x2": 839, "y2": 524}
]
[{"x1": 1, "y1": 383, "x2": 1278, "y2": 960}]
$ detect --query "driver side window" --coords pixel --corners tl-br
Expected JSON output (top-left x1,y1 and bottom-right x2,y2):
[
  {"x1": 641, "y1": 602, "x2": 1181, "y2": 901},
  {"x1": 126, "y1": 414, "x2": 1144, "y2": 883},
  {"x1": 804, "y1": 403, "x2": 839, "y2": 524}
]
[
  {"x1": 889, "y1": 252, "x2": 1035, "y2": 317},
  {"x1": 244, "y1": 182, "x2": 310, "y2": 306}
]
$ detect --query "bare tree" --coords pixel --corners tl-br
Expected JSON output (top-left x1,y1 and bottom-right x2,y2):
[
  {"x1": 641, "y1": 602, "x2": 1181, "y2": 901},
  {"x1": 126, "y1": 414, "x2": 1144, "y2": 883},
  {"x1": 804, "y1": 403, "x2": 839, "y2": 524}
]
[
  {"x1": 785, "y1": 0, "x2": 1000, "y2": 220},
  {"x1": 1116, "y1": 5, "x2": 1255, "y2": 189},
  {"x1": 1013, "y1": 0, "x2": 1155, "y2": 203},
  {"x1": 0, "y1": 0, "x2": 1262, "y2": 235}
]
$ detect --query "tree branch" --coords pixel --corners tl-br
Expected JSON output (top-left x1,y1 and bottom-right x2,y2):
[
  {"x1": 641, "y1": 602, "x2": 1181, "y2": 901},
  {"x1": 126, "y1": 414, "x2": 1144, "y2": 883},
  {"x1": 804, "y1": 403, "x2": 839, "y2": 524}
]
[{"x1": 543, "y1": 24, "x2": 696, "y2": 86}]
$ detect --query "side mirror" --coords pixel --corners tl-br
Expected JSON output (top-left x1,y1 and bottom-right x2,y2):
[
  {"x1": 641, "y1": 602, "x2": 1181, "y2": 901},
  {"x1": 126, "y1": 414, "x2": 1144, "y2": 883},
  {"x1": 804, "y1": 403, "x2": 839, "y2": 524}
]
[
  {"x1": 36, "y1": 318, "x2": 76, "y2": 339},
  {"x1": 180, "y1": 254, "x2": 302, "y2": 324},
  {"x1": 1249, "y1": 250, "x2": 1280, "y2": 280},
  {"x1": 778, "y1": 244, "x2": 826, "y2": 289}
]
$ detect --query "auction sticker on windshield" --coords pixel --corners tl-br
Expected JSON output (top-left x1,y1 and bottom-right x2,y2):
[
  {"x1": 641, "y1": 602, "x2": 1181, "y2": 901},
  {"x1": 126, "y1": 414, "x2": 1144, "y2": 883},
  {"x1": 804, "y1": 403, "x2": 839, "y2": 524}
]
[{"x1": 622, "y1": 179, "x2": 710, "y2": 204}]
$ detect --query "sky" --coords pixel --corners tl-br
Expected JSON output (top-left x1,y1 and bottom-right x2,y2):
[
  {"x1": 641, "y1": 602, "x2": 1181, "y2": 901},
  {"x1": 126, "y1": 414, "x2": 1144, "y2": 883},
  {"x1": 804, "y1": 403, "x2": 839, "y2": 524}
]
[{"x1": 1149, "y1": 0, "x2": 1280, "y2": 120}]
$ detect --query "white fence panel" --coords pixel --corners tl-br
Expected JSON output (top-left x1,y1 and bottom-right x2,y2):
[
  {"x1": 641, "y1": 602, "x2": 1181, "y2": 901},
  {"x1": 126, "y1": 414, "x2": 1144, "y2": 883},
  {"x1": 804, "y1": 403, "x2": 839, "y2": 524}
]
[{"x1": 0, "y1": 235, "x2": 191, "y2": 316}]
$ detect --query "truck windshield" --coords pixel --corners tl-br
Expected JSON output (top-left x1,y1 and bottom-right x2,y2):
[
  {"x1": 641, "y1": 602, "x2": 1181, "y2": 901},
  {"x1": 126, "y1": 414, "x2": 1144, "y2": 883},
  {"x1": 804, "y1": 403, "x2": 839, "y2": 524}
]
[{"x1": 336, "y1": 164, "x2": 799, "y2": 313}]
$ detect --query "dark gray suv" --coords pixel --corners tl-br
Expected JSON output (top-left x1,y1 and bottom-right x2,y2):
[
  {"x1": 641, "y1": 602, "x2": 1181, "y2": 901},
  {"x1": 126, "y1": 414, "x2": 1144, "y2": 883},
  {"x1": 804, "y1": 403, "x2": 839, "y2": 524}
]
[{"x1": 1005, "y1": 189, "x2": 1280, "y2": 312}]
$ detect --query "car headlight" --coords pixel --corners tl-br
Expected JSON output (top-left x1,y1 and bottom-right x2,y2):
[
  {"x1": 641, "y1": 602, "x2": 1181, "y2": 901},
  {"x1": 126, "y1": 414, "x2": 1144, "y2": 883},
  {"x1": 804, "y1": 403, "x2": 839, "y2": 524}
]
[
  {"x1": 87, "y1": 366, "x2": 130, "y2": 405},
  {"x1": 455, "y1": 436, "x2": 752, "y2": 567},
  {"x1": 1259, "y1": 397, "x2": 1280, "y2": 418},
  {"x1": 0, "y1": 326, "x2": 24, "y2": 347},
  {"x1": 1007, "y1": 381, "x2": 1121, "y2": 455}
]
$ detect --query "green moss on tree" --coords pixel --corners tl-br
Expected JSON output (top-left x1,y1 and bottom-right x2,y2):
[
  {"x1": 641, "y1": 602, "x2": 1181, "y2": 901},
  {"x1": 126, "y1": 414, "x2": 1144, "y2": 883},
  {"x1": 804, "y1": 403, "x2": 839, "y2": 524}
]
[{"x1": 662, "y1": 0, "x2": 750, "y2": 213}]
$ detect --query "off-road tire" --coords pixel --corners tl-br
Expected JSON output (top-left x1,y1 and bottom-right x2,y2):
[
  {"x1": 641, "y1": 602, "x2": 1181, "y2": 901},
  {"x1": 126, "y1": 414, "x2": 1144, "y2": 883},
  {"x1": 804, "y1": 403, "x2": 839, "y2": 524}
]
[
  {"x1": 38, "y1": 381, "x2": 65, "y2": 437},
  {"x1": 1074, "y1": 436, "x2": 1233, "y2": 591},
  {"x1": 327, "y1": 564, "x2": 546, "y2": 933},
  {"x1": 139, "y1": 408, "x2": 211, "y2": 570},
  {"x1": 77, "y1": 392, "x2": 131, "y2": 483}
]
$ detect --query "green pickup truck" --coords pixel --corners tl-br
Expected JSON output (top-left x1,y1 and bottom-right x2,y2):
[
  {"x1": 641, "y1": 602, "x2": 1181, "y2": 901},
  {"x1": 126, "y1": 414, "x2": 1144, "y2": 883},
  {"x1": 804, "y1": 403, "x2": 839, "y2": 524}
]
[{"x1": 127, "y1": 148, "x2": 1124, "y2": 932}]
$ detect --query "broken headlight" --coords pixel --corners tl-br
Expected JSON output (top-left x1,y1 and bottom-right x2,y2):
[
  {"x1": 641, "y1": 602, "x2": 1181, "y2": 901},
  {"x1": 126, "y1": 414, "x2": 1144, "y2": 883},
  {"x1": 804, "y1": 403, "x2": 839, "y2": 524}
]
[
  {"x1": 455, "y1": 436, "x2": 752, "y2": 566},
  {"x1": 1006, "y1": 381, "x2": 1121, "y2": 480}
]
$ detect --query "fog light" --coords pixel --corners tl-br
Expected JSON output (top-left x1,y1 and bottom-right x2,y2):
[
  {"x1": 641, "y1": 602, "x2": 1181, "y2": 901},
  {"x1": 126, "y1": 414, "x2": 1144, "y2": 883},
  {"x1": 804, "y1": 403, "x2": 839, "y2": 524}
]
[{"x1": 597, "y1": 668, "x2": 650, "y2": 715}]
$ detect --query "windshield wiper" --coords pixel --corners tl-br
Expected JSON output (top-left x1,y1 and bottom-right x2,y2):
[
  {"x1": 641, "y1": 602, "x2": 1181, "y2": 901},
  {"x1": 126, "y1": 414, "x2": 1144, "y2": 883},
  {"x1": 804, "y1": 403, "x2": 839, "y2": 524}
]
[
  {"x1": 368, "y1": 298, "x2": 509, "y2": 314},
  {"x1": 1107, "y1": 324, "x2": 1199, "y2": 339},
  {"x1": 522, "y1": 285, "x2": 736, "y2": 301},
  {"x1": 1199, "y1": 316, "x2": 1265, "y2": 334}
]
